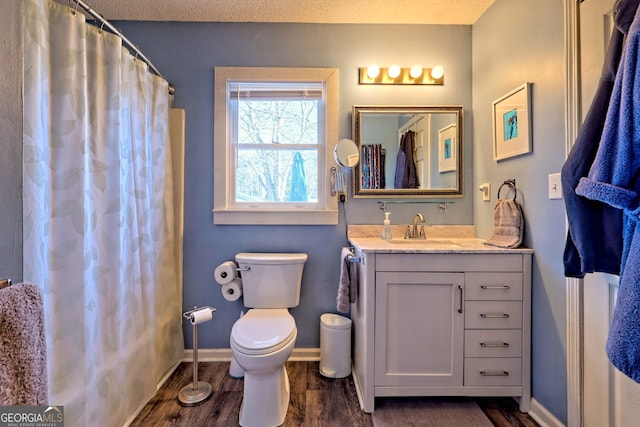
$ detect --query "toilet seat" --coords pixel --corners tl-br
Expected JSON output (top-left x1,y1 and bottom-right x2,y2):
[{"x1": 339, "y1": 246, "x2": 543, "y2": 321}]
[{"x1": 231, "y1": 309, "x2": 296, "y2": 355}]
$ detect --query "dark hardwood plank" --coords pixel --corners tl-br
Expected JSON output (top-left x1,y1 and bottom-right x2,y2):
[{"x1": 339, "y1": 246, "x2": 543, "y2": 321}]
[
  {"x1": 200, "y1": 391, "x2": 244, "y2": 427},
  {"x1": 131, "y1": 361, "x2": 541, "y2": 427},
  {"x1": 475, "y1": 397, "x2": 540, "y2": 427},
  {"x1": 297, "y1": 361, "x2": 373, "y2": 427},
  {"x1": 132, "y1": 363, "x2": 190, "y2": 425},
  {"x1": 283, "y1": 361, "x2": 308, "y2": 426}
]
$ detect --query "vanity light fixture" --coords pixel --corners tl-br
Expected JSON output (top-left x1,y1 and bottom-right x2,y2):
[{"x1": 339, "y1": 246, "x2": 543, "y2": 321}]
[
  {"x1": 409, "y1": 65, "x2": 423, "y2": 79},
  {"x1": 430, "y1": 65, "x2": 444, "y2": 79},
  {"x1": 366, "y1": 64, "x2": 380, "y2": 79},
  {"x1": 387, "y1": 65, "x2": 401, "y2": 79},
  {"x1": 358, "y1": 64, "x2": 445, "y2": 85}
]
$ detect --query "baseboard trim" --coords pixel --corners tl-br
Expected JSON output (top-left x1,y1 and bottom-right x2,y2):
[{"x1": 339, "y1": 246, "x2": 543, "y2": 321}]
[
  {"x1": 529, "y1": 397, "x2": 565, "y2": 427},
  {"x1": 182, "y1": 347, "x2": 321, "y2": 362}
]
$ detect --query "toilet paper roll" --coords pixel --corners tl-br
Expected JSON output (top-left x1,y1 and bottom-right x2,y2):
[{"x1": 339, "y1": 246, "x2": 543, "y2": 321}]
[
  {"x1": 221, "y1": 279, "x2": 243, "y2": 302},
  {"x1": 189, "y1": 308, "x2": 213, "y2": 325},
  {"x1": 214, "y1": 261, "x2": 237, "y2": 285}
]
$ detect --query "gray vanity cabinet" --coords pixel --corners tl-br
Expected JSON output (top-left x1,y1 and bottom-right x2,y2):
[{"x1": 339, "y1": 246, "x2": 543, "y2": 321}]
[
  {"x1": 374, "y1": 272, "x2": 464, "y2": 387},
  {"x1": 350, "y1": 249, "x2": 532, "y2": 414}
]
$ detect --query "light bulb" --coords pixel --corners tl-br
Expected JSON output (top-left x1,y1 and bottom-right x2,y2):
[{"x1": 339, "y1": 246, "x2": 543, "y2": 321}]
[
  {"x1": 388, "y1": 65, "x2": 401, "y2": 79},
  {"x1": 409, "y1": 65, "x2": 423, "y2": 79},
  {"x1": 430, "y1": 65, "x2": 444, "y2": 80},
  {"x1": 367, "y1": 65, "x2": 380, "y2": 79}
]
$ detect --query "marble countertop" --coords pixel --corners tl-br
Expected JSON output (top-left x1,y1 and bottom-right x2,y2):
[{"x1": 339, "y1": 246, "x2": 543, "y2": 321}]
[{"x1": 347, "y1": 225, "x2": 533, "y2": 254}]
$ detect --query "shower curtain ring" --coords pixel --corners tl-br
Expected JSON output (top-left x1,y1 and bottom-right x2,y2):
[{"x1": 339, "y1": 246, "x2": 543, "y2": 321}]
[{"x1": 73, "y1": 0, "x2": 80, "y2": 15}]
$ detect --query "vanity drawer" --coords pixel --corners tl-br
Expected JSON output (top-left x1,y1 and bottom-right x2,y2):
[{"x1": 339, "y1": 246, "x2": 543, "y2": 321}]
[
  {"x1": 464, "y1": 358, "x2": 522, "y2": 386},
  {"x1": 464, "y1": 330, "x2": 522, "y2": 358},
  {"x1": 465, "y1": 301, "x2": 522, "y2": 329},
  {"x1": 465, "y1": 273, "x2": 523, "y2": 301},
  {"x1": 375, "y1": 253, "x2": 524, "y2": 272}
]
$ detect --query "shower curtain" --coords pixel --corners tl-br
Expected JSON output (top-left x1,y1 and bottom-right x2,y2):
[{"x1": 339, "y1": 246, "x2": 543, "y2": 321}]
[{"x1": 22, "y1": 1, "x2": 184, "y2": 426}]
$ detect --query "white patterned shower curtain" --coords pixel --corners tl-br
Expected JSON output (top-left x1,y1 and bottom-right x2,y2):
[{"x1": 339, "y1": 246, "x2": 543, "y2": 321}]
[{"x1": 22, "y1": 1, "x2": 184, "y2": 425}]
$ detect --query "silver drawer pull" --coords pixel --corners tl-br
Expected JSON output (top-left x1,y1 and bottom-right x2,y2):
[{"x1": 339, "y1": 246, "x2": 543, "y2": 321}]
[
  {"x1": 480, "y1": 285, "x2": 510, "y2": 290},
  {"x1": 480, "y1": 370, "x2": 509, "y2": 377},
  {"x1": 480, "y1": 342, "x2": 509, "y2": 348},
  {"x1": 480, "y1": 313, "x2": 510, "y2": 319}
]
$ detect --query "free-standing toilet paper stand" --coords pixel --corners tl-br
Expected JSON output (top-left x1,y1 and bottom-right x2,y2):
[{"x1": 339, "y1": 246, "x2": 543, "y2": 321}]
[{"x1": 178, "y1": 306, "x2": 216, "y2": 406}]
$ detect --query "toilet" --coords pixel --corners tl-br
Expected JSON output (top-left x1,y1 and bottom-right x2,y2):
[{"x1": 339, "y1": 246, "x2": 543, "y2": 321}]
[{"x1": 229, "y1": 252, "x2": 308, "y2": 427}]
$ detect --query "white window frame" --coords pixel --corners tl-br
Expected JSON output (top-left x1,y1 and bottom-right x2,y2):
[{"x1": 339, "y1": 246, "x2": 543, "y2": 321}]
[{"x1": 213, "y1": 67, "x2": 339, "y2": 225}]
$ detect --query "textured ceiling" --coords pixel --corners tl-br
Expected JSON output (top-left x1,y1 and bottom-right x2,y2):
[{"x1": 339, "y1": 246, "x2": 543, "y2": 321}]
[{"x1": 89, "y1": 0, "x2": 495, "y2": 25}]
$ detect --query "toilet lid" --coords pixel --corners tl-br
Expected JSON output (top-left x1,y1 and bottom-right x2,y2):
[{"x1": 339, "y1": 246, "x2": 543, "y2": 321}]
[{"x1": 231, "y1": 309, "x2": 296, "y2": 354}]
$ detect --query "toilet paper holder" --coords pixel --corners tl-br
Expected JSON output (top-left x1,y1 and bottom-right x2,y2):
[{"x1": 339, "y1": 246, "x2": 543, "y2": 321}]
[
  {"x1": 182, "y1": 306, "x2": 216, "y2": 321},
  {"x1": 218, "y1": 265, "x2": 249, "y2": 280},
  {"x1": 178, "y1": 306, "x2": 216, "y2": 406}
]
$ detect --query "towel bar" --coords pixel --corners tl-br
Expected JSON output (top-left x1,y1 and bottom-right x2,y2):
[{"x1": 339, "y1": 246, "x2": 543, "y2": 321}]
[
  {"x1": 346, "y1": 245, "x2": 364, "y2": 265},
  {"x1": 0, "y1": 278, "x2": 11, "y2": 289},
  {"x1": 498, "y1": 178, "x2": 517, "y2": 200}
]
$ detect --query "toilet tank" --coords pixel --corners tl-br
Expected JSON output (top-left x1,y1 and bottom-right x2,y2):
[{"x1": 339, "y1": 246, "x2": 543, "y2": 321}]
[{"x1": 235, "y1": 253, "x2": 308, "y2": 308}]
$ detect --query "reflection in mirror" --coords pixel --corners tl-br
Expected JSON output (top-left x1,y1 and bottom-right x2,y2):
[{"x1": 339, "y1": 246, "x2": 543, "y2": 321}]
[
  {"x1": 352, "y1": 105, "x2": 463, "y2": 198},
  {"x1": 334, "y1": 138, "x2": 360, "y2": 168}
]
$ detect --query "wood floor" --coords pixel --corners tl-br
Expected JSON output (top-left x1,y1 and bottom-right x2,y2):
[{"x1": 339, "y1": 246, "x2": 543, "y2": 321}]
[{"x1": 131, "y1": 361, "x2": 540, "y2": 427}]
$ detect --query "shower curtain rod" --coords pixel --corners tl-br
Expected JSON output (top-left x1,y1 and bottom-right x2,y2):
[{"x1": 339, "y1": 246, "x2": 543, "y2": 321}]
[{"x1": 71, "y1": 0, "x2": 175, "y2": 94}]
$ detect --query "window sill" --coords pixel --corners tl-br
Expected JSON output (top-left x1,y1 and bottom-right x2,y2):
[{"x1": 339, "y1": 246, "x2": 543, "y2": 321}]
[{"x1": 213, "y1": 209, "x2": 339, "y2": 225}]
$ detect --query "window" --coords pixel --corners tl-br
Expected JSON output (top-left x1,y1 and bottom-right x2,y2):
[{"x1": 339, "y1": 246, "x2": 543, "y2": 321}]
[{"x1": 214, "y1": 67, "x2": 339, "y2": 225}]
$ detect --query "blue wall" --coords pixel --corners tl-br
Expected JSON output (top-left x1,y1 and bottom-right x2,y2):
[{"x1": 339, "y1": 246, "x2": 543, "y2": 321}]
[
  {"x1": 118, "y1": 6, "x2": 568, "y2": 422},
  {"x1": 0, "y1": 2, "x2": 570, "y2": 422},
  {"x1": 473, "y1": 0, "x2": 567, "y2": 423},
  {"x1": 115, "y1": 21, "x2": 475, "y2": 350}
]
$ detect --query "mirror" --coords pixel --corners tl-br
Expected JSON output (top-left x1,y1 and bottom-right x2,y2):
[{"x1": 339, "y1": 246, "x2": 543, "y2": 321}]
[
  {"x1": 352, "y1": 105, "x2": 463, "y2": 197},
  {"x1": 334, "y1": 138, "x2": 360, "y2": 168}
]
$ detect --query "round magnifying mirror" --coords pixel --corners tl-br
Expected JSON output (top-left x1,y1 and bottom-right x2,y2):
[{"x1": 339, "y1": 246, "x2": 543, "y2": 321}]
[{"x1": 334, "y1": 138, "x2": 360, "y2": 168}]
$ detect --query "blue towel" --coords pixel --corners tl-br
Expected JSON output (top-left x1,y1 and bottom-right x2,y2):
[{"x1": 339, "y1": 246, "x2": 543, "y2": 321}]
[
  {"x1": 559, "y1": 0, "x2": 635, "y2": 278},
  {"x1": 575, "y1": 3, "x2": 640, "y2": 382}
]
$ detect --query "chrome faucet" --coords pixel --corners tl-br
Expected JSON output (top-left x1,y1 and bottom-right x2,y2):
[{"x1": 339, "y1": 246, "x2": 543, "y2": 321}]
[{"x1": 405, "y1": 212, "x2": 426, "y2": 239}]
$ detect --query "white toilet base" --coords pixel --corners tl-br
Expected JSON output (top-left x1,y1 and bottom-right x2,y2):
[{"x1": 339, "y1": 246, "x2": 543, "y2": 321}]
[
  {"x1": 229, "y1": 356, "x2": 244, "y2": 378},
  {"x1": 239, "y1": 364, "x2": 290, "y2": 427}
]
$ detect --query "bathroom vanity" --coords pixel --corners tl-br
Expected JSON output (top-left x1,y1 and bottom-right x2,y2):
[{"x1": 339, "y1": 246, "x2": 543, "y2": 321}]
[{"x1": 347, "y1": 226, "x2": 533, "y2": 413}]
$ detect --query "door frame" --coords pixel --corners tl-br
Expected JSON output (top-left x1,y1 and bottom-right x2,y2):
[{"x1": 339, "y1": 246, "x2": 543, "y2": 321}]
[{"x1": 564, "y1": 0, "x2": 583, "y2": 426}]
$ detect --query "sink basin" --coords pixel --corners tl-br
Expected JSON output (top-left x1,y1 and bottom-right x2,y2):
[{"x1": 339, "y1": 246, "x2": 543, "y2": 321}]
[{"x1": 388, "y1": 239, "x2": 463, "y2": 247}]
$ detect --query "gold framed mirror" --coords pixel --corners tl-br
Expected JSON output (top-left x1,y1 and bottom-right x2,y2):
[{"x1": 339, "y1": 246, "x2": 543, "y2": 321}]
[{"x1": 352, "y1": 105, "x2": 463, "y2": 198}]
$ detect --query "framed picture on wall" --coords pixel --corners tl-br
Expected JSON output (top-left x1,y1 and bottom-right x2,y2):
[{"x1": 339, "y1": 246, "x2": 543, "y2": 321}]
[
  {"x1": 438, "y1": 123, "x2": 457, "y2": 172},
  {"x1": 492, "y1": 82, "x2": 532, "y2": 161}
]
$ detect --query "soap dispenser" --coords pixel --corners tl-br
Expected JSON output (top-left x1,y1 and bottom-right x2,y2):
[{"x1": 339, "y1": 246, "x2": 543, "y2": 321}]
[{"x1": 381, "y1": 212, "x2": 393, "y2": 240}]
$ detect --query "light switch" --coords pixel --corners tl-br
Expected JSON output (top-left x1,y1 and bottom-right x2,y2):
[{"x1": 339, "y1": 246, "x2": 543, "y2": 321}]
[{"x1": 548, "y1": 173, "x2": 562, "y2": 199}]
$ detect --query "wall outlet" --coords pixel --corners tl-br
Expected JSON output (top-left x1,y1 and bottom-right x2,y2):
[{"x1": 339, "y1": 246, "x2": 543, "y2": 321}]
[{"x1": 548, "y1": 173, "x2": 562, "y2": 199}]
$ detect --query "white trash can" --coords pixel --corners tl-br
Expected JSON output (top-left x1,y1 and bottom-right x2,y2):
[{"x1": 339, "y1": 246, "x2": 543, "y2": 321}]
[{"x1": 319, "y1": 313, "x2": 352, "y2": 378}]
